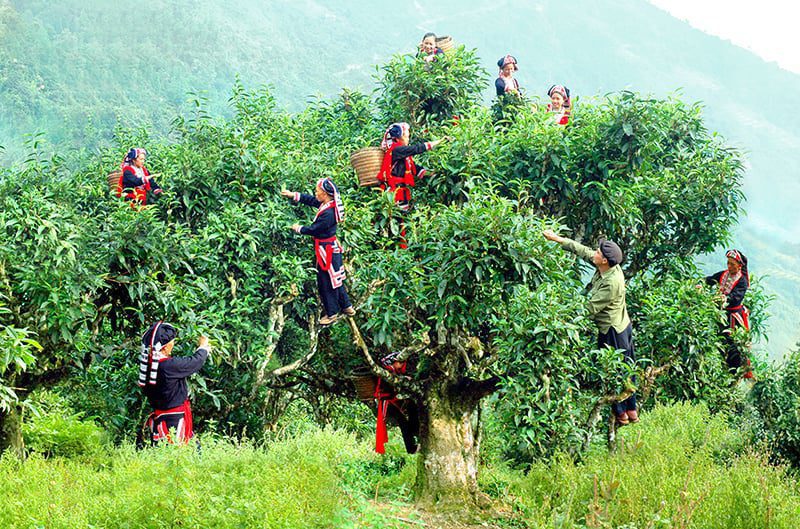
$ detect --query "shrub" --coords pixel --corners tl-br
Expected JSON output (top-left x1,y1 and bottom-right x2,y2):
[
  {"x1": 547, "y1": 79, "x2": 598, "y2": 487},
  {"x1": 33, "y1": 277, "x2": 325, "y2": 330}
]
[
  {"x1": 22, "y1": 390, "x2": 108, "y2": 458},
  {"x1": 509, "y1": 402, "x2": 800, "y2": 529}
]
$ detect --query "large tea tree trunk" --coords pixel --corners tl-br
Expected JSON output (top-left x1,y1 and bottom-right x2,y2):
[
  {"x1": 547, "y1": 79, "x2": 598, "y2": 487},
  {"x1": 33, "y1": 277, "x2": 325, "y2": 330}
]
[
  {"x1": 414, "y1": 379, "x2": 484, "y2": 509},
  {"x1": 0, "y1": 407, "x2": 25, "y2": 456}
]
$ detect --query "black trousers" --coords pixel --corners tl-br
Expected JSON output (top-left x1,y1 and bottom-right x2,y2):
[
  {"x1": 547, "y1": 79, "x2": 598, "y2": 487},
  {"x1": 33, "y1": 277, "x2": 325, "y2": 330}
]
[
  {"x1": 317, "y1": 264, "x2": 351, "y2": 317},
  {"x1": 385, "y1": 400, "x2": 420, "y2": 454},
  {"x1": 598, "y1": 323, "x2": 637, "y2": 416}
]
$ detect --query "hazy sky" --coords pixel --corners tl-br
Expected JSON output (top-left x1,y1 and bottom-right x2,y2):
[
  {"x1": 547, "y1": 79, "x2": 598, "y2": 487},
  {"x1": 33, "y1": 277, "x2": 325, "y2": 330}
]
[{"x1": 648, "y1": 0, "x2": 800, "y2": 74}]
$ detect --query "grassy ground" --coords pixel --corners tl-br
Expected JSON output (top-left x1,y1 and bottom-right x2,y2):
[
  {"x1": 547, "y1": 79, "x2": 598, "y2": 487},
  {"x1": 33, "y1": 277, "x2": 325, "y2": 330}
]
[{"x1": 2, "y1": 402, "x2": 799, "y2": 528}]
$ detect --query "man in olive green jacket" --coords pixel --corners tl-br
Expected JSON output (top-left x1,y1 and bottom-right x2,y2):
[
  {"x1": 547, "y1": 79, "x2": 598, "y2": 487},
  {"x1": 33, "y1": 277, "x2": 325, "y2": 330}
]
[{"x1": 543, "y1": 229, "x2": 638, "y2": 425}]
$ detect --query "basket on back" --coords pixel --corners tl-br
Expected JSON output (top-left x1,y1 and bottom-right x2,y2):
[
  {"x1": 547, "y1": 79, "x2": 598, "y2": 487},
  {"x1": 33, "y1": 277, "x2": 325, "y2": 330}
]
[
  {"x1": 436, "y1": 35, "x2": 455, "y2": 53},
  {"x1": 349, "y1": 147, "x2": 384, "y2": 187},
  {"x1": 107, "y1": 170, "x2": 122, "y2": 194}
]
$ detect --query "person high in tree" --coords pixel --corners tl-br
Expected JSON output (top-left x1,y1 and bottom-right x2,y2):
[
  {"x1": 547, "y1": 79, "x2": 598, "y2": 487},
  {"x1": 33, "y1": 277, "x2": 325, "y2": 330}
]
[
  {"x1": 547, "y1": 84, "x2": 571, "y2": 125},
  {"x1": 418, "y1": 32, "x2": 445, "y2": 63},
  {"x1": 377, "y1": 122, "x2": 449, "y2": 248},
  {"x1": 282, "y1": 178, "x2": 355, "y2": 326},
  {"x1": 139, "y1": 321, "x2": 210, "y2": 444},
  {"x1": 703, "y1": 249, "x2": 752, "y2": 377},
  {"x1": 117, "y1": 148, "x2": 163, "y2": 206},
  {"x1": 495, "y1": 55, "x2": 521, "y2": 97},
  {"x1": 543, "y1": 229, "x2": 639, "y2": 426}
]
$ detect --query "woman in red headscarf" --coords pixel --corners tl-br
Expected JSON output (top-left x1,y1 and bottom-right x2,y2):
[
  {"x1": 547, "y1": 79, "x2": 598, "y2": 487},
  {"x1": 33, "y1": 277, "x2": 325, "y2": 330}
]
[
  {"x1": 282, "y1": 178, "x2": 354, "y2": 325},
  {"x1": 547, "y1": 84, "x2": 571, "y2": 125},
  {"x1": 418, "y1": 32, "x2": 445, "y2": 63},
  {"x1": 704, "y1": 249, "x2": 752, "y2": 376},
  {"x1": 376, "y1": 122, "x2": 449, "y2": 248},
  {"x1": 117, "y1": 148, "x2": 163, "y2": 206},
  {"x1": 495, "y1": 55, "x2": 521, "y2": 97}
]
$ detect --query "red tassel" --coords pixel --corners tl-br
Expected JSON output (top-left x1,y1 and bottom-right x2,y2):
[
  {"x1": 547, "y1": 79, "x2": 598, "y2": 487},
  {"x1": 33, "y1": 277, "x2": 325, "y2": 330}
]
[{"x1": 375, "y1": 399, "x2": 388, "y2": 454}]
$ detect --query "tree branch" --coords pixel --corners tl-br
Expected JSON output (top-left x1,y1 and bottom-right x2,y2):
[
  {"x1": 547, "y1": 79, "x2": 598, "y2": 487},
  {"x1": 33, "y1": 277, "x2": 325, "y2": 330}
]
[
  {"x1": 268, "y1": 318, "x2": 319, "y2": 378},
  {"x1": 579, "y1": 361, "x2": 672, "y2": 453},
  {"x1": 458, "y1": 375, "x2": 500, "y2": 400},
  {"x1": 247, "y1": 286, "x2": 298, "y2": 399},
  {"x1": 346, "y1": 317, "x2": 423, "y2": 397}
]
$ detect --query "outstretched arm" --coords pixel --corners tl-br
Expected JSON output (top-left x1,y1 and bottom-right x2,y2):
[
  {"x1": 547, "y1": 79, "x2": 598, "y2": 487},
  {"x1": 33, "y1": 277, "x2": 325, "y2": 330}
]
[
  {"x1": 163, "y1": 336, "x2": 210, "y2": 378},
  {"x1": 543, "y1": 229, "x2": 595, "y2": 265},
  {"x1": 281, "y1": 189, "x2": 321, "y2": 208}
]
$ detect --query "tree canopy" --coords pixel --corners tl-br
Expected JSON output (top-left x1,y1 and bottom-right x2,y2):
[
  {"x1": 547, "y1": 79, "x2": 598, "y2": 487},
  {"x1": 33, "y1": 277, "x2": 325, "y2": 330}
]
[{"x1": 0, "y1": 46, "x2": 761, "y2": 507}]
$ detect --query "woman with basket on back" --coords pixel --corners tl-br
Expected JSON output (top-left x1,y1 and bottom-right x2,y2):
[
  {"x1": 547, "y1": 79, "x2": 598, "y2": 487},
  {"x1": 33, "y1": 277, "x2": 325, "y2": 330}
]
[
  {"x1": 115, "y1": 148, "x2": 163, "y2": 207},
  {"x1": 376, "y1": 122, "x2": 449, "y2": 248}
]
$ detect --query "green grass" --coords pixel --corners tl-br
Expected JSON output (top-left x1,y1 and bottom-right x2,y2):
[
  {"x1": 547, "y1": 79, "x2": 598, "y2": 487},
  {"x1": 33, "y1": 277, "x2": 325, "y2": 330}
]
[
  {"x1": 1, "y1": 430, "x2": 361, "y2": 529},
  {"x1": 491, "y1": 402, "x2": 800, "y2": 529},
  {"x1": 3, "y1": 403, "x2": 800, "y2": 528}
]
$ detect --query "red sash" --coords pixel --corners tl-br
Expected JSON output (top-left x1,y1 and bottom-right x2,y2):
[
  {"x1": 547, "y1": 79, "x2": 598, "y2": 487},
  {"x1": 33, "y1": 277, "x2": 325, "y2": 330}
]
[
  {"x1": 146, "y1": 400, "x2": 193, "y2": 444},
  {"x1": 118, "y1": 164, "x2": 151, "y2": 205}
]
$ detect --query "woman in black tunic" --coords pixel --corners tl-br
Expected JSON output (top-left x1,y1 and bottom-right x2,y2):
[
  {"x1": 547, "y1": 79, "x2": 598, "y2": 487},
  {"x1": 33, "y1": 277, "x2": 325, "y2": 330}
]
[
  {"x1": 704, "y1": 249, "x2": 751, "y2": 375},
  {"x1": 282, "y1": 178, "x2": 354, "y2": 325}
]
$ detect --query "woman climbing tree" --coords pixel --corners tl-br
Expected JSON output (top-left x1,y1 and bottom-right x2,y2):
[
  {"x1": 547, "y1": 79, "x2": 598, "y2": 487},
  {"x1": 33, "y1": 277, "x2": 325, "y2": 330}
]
[
  {"x1": 704, "y1": 249, "x2": 752, "y2": 377},
  {"x1": 495, "y1": 55, "x2": 521, "y2": 97},
  {"x1": 282, "y1": 178, "x2": 354, "y2": 325},
  {"x1": 547, "y1": 84, "x2": 571, "y2": 125},
  {"x1": 116, "y1": 148, "x2": 163, "y2": 206},
  {"x1": 377, "y1": 122, "x2": 449, "y2": 248}
]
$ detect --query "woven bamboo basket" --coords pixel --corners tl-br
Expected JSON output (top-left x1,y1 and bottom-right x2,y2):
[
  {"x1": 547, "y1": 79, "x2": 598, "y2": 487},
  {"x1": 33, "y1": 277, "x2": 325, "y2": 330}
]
[
  {"x1": 107, "y1": 170, "x2": 122, "y2": 193},
  {"x1": 351, "y1": 374, "x2": 378, "y2": 401},
  {"x1": 349, "y1": 147, "x2": 384, "y2": 187},
  {"x1": 436, "y1": 35, "x2": 455, "y2": 53}
]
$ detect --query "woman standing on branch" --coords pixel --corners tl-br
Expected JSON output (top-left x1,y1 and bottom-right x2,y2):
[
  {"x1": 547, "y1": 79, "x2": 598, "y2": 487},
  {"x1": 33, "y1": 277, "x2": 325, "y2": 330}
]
[
  {"x1": 495, "y1": 55, "x2": 521, "y2": 97},
  {"x1": 117, "y1": 148, "x2": 162, "y2": 206},
  {"x1": 282, "y1": 178, "x2": 354, "y2": 326},
  {"x1": 377, "y1": 122, "x2": 449, "y2": 248},
  {"x1": 547, "y1": 84, "x2": 571, "y2": 125},
  {"x1": 704, "y1": 249, "x2": 752, "y2": 377}
]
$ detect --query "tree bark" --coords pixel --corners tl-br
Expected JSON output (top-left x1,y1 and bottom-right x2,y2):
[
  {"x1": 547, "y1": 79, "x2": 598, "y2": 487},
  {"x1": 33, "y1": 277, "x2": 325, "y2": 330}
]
[
  {"x1": 414, "y1": 381, "x2": 486, "y2": 511},
  {"x1": 0, "y1": 406, "x2": 25, "y2": 456}
]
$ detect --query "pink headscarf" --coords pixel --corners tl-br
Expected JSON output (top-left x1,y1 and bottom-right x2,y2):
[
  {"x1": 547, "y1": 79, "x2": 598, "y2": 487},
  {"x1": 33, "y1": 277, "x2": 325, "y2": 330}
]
[
  {"x1": 497, "y1": 55, "x2": 519, "y2": 73},
  {"x1": 380, "y1": 122, "x2": 410, "y2": 150},
  {"x1": 123, "y1": 147, "x2": 147, "y2": 165},
  {"x1": 548, "y1": 85, "x2": 567, "y2": 99}
]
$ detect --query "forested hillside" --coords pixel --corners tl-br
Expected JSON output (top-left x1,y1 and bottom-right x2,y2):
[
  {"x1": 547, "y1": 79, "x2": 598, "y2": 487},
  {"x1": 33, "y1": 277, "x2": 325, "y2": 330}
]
[{"x1": 0, "y1": 0, "x2": 796, "y2": 356}]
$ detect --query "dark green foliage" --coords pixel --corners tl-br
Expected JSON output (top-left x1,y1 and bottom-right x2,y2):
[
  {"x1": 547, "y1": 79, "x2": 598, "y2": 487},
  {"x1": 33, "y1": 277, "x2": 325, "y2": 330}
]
[
  {"x1": 432, "y1": 92, "x2": 746, "y2": 277},
  {"x1": 0, "y1": 47, "x2": 757, "y2": 472},
  {"x1": 376, "y1": 48, "x2": 488, "y2": 129},
  {"x1": 749, "y1": 344, "x2": 800, "y2": 467},
  {"x1": 21, "y1": 391, "x2": 108, "y2": 458}
]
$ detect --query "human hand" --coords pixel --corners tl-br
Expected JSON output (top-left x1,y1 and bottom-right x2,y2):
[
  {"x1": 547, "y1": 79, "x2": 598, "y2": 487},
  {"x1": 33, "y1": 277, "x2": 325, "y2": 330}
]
[
  {"x1": 197, "y1": 335, "x2": 210, "y2": 350},
  {"x1": 290, "y1": 223, "x2": 302, "y2": 233},
  {"x1": 280, "y1": 190, "x2": 295, "y2": 199},
  {"x1": 542, "y1": 229, "x2": 563, "y2": 243}
]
